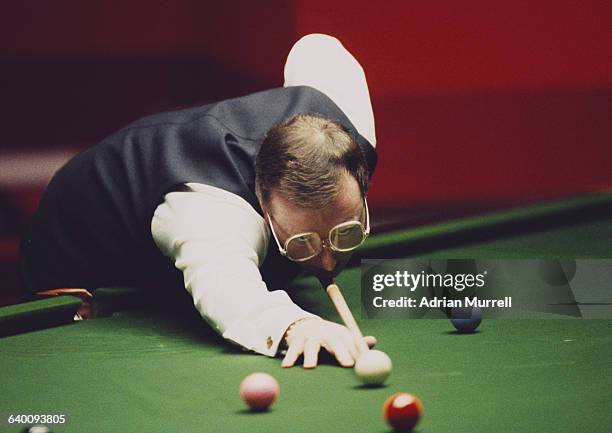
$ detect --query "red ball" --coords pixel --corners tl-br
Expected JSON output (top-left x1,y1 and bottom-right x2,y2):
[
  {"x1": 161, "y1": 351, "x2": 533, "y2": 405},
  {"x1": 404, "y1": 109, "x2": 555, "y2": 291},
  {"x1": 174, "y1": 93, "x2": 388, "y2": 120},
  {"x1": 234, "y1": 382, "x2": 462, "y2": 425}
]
[
  {"x1": 383, "y1": 392, "x2": 423, "y2": 431},
  {"x1": 239, "y1": 372, "x2": 279, "y2": 411}
]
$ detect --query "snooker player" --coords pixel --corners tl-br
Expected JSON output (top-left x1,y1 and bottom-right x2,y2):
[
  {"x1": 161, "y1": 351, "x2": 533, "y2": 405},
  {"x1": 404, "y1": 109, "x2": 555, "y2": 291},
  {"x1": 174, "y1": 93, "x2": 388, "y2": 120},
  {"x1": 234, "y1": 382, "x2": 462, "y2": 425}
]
[{"x1": 19, "y1": 34, "x2": 378, "y2": 368}]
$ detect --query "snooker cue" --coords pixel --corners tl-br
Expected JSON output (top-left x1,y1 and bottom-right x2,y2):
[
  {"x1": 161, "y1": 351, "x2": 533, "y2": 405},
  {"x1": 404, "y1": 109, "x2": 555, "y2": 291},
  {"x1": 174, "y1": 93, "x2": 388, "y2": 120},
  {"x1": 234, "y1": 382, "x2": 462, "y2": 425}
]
[{"x1": 325, "y1": 282, "x2": 370, "y2": 354}]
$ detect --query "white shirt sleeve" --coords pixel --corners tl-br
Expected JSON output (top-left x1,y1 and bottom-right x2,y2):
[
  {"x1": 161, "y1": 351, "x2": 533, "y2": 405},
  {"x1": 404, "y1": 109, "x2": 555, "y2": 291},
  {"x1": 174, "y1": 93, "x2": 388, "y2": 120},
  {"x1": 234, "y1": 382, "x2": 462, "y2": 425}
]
[
  {"x1": 283, "y1": 33, "x2": 377, "y2": 147},
  {"x1": 151, "y1": 183, "x2": 318, "y2": 357}
]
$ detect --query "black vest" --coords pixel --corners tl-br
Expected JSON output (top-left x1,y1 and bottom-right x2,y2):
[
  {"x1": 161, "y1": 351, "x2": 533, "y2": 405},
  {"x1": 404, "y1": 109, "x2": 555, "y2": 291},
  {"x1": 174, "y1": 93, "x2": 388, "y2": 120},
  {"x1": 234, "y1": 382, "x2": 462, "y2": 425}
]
[{"x1": 21, "y1": 86, "x2": 377, "y2": 293}]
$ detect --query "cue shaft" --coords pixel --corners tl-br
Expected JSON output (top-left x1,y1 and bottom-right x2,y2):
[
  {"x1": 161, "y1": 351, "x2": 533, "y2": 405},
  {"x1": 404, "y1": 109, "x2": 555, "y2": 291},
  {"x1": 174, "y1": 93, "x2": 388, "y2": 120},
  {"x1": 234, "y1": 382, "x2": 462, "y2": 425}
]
[{"x1": 326, "y1": 283, "x2": 370, "y2": 354}]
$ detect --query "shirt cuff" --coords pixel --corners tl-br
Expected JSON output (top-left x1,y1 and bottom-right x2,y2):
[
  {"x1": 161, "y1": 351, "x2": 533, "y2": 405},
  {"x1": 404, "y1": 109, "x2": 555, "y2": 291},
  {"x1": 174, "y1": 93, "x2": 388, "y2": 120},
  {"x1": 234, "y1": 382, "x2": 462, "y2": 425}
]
[{"x1": 222, "y1": 298, "x2": 320, "y2": 357}]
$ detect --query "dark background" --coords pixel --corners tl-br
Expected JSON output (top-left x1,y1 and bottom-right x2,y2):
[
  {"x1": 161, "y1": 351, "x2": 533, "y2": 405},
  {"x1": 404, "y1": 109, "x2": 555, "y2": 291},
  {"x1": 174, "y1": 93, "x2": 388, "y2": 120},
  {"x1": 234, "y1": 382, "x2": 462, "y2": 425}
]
[{"x1": 1, "y1": 0, "x2": 611, "y2": 303}]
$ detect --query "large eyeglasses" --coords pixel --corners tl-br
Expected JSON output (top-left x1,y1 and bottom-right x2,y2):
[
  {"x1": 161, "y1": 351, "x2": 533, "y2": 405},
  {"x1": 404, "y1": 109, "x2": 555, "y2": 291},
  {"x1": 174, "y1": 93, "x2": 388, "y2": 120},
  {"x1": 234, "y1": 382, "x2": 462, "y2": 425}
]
[{"x1": 267, "y1": 198, "x2": 370, "y2": 262}]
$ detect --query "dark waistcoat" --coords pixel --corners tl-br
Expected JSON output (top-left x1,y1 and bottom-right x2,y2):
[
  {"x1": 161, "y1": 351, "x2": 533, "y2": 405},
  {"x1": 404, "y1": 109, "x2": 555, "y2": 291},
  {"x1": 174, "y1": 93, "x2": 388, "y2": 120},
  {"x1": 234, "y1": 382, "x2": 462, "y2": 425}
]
[{"x1": 20, "y1": 86, "x2": 377, "y2": 293}]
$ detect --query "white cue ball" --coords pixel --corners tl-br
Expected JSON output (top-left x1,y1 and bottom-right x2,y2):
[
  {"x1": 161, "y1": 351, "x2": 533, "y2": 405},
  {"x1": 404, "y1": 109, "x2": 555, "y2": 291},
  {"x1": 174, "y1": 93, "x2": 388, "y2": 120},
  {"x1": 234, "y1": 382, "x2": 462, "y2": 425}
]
[{"x1": 354, "y1": 349, "x2": 392, "y2": 386}]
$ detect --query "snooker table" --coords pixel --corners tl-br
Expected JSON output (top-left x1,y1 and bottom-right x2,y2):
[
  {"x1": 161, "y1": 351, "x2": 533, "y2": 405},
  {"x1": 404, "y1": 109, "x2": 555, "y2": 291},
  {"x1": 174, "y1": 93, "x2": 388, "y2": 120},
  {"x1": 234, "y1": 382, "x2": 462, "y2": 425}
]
[{"x1": 1, "y1": 192, "x2": 612, "y2": 433}]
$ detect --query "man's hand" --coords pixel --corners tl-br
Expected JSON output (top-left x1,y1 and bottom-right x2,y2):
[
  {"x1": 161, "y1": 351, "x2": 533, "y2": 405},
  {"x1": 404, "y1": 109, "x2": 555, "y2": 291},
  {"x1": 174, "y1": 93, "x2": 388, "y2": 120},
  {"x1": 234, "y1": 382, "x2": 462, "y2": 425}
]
[{"x1": 281, "y1": 317, "x2": 377, "y2": 368}]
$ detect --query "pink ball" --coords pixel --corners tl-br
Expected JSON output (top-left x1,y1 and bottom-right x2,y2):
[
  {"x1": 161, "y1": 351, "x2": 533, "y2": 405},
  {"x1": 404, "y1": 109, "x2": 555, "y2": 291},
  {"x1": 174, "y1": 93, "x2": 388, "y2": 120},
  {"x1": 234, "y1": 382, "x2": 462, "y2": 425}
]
[{"x1": 239, "y1": 372, "x2": 280, "y2": 411}]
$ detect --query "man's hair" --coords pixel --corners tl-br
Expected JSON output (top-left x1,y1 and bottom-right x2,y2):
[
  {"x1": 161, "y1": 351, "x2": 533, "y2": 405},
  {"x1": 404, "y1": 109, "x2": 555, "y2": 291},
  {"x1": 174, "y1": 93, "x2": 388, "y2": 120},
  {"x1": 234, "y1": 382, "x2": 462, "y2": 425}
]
[{"x1": 255, "y1": 114, "x2": 369, "y2": 209}]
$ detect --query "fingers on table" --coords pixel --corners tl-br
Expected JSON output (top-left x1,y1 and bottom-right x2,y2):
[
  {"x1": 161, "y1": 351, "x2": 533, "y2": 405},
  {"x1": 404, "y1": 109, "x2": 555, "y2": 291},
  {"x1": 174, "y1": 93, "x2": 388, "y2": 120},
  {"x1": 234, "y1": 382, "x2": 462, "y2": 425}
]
[
  {"x1": 339, "y1": 332, "x2": 360, "y2": 362},
  {"x1": 302, "y1": 338, "x2": 322, "y2": 369},
  {"x1": 281, "y1": 337, "x2": 321, "y2": 369},
  {"x1": 282, "y1": 336, "x2": 359, "y2": 369},
  {"x1": 322, "y1": 336, "x2": 355, "y2": 368},
  {"x1": 364, "y1": 335, "x2": 377, "y2": 349},
  {"x1": 281, "y1": 338, "x2": 305, "y2": 368}
]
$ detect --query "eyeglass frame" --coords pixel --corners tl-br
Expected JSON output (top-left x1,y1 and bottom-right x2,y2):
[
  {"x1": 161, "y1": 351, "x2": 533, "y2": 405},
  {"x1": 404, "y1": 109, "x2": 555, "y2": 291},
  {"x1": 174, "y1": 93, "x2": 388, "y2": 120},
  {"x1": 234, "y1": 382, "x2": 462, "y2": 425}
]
[{"x1": 266, "y1": 197, "x2": 370, "y2": 262}]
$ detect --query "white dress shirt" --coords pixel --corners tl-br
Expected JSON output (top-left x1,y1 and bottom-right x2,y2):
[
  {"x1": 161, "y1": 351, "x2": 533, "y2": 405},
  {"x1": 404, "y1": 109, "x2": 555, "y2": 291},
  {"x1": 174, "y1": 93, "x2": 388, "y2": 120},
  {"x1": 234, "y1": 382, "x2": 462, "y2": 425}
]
[{"x1": 151, "y1": 33, "x2": 377, "y2": 356}]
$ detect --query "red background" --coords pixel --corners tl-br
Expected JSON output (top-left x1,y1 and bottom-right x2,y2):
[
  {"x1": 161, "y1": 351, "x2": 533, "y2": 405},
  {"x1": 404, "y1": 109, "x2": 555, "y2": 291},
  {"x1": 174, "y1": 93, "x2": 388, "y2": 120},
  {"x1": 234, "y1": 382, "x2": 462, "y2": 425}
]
[{"x1": 2, "y1": 0, "x2": 612, "y2": 205}]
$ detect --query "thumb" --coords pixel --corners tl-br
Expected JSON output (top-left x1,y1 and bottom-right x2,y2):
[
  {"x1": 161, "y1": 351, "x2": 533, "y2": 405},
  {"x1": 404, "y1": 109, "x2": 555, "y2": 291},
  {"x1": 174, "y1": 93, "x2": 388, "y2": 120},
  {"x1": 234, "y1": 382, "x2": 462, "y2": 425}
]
[{"x1": 364, "y1": 335, "x2": 377, "y2": 349}]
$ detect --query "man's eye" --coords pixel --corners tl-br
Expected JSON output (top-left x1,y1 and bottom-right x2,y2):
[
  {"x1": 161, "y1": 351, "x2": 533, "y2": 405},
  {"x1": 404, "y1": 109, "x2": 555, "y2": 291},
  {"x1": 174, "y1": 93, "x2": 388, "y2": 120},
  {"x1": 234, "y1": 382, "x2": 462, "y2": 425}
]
[
  {"x1": 337, "y1": 227, "x2": 355, "y2": 236},
  {"x1": 296, "y1": 235, "x2": 310, "y2": 242}
]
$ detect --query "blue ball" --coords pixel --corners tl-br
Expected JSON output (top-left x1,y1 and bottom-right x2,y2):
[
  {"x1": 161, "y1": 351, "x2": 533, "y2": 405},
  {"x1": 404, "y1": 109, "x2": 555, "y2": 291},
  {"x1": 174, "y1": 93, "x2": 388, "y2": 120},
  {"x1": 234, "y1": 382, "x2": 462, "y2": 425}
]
[{"x1": 450, "y1": 306, "x2": 482, "y2": 333}]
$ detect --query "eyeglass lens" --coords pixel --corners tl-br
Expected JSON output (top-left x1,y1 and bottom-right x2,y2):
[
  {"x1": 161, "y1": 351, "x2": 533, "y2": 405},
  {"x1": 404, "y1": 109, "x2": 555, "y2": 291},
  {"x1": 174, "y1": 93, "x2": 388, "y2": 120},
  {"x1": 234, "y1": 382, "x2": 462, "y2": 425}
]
[
  {"x1": 286, "y1": 234, "x2": 322, "y2": 260},
  {"x1": 285, "y1": 222, "x2": 365, "y2": 260}
]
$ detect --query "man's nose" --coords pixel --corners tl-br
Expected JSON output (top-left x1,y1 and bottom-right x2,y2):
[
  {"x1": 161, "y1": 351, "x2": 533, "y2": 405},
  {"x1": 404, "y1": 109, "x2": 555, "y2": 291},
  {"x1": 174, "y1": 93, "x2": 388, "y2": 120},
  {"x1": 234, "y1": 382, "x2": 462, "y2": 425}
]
[{"x1": 319, "y1": 246, "x2": 337, "y2": 272}]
